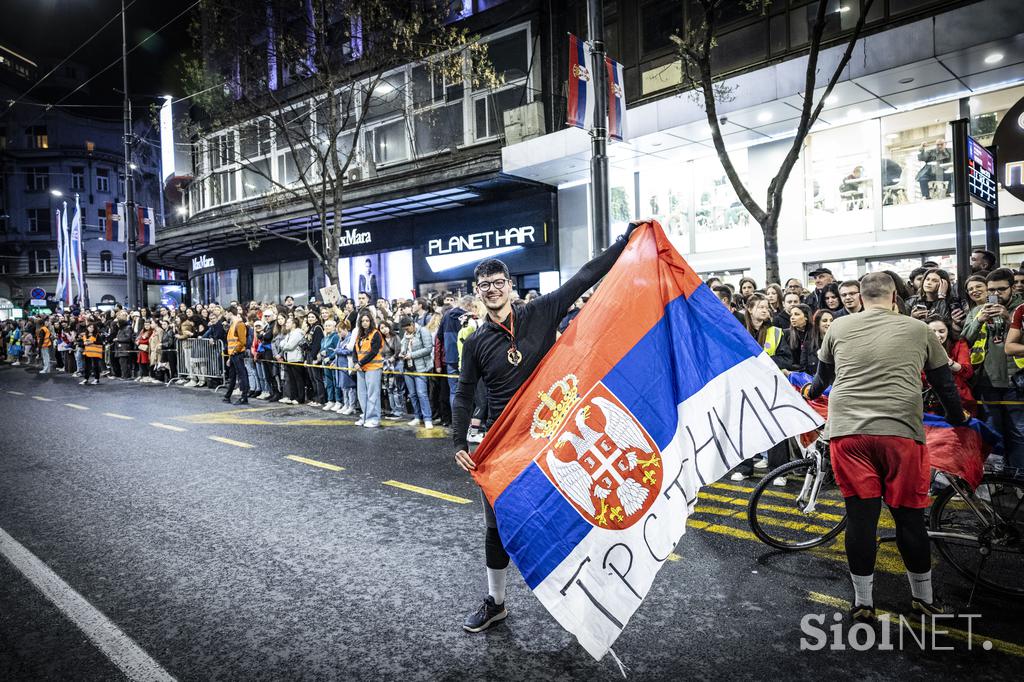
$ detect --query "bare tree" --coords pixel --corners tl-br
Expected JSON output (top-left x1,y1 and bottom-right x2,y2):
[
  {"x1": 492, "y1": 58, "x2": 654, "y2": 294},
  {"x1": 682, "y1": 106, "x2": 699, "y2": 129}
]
[
  {"x1": 673, "y1": 0, "x2": 875, "y2": 283},
  {"x1": 183, "y1": 0, "x2": 497, "y2": 287}
]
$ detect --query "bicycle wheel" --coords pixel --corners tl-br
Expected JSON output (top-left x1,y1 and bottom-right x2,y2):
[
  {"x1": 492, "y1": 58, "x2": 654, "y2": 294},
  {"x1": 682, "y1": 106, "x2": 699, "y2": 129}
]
[
  {"x1": 929, "y1": 473, "x2": 1024, "y2": 598},
  {"x1": 747, "y1": 457, "x2": 848, "y2": 550}
]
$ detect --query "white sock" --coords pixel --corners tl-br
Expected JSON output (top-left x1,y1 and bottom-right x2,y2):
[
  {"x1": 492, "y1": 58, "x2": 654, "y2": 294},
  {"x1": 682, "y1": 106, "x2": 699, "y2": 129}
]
[
  {"x1": 850, "y1": 573, "x2": 874, "y2": 608},
  {"x1": 907, "y1": 570, "x2": 933, "y2": 604},
  {"x1": 487, "y1": 568, "x2": 507, "y2": 606}
]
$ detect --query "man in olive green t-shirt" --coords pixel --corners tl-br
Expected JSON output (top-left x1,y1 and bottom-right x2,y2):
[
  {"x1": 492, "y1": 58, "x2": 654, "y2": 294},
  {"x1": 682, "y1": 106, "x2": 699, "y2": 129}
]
[{"x1": 803, "y1": 272, "x2": 965, "y2": 623}]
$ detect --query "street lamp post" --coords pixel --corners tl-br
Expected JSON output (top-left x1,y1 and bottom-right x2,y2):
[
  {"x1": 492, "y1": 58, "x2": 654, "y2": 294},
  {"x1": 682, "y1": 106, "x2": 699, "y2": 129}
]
[{"x1": 121, "y1": 0, "x2": 138, "y2": 308}]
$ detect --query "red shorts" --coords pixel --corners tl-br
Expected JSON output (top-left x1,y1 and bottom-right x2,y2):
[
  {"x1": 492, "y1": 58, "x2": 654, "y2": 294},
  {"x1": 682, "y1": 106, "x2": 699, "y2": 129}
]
[{"x1": 830, "y1": 434, "x2": 930, "y2": 509}]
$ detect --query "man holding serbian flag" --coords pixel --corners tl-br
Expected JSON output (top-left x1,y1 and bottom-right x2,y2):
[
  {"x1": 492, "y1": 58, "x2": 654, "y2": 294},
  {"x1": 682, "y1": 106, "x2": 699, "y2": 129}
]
[{"x1": 453, "y1": 220, "x2": 823, "y2": 660}]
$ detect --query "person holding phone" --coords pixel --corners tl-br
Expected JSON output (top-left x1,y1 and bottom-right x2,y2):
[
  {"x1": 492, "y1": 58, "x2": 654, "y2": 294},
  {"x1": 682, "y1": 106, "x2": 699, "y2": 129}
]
[{"x1": 904, "y1": 268, "x2": 964, "y2": 325}]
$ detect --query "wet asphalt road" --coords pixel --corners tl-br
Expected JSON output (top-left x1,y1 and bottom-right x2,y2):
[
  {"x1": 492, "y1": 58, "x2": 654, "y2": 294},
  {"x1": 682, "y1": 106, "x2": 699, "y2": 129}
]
[{"x1": 0, "y1": 364, "x2": 1021, "y2": 681}]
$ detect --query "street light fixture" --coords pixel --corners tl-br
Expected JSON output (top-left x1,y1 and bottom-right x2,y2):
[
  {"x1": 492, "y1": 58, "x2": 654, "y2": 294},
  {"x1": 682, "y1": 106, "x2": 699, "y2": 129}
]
[{"x1": 50, "y1": 189, "x2": 63, "y2": 197}]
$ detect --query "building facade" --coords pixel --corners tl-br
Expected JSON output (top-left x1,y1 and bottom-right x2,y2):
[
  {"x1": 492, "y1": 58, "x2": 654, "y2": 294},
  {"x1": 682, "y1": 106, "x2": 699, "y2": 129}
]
[{"x1": 0, "y1": 45, "x2": 170, "y2": 309}]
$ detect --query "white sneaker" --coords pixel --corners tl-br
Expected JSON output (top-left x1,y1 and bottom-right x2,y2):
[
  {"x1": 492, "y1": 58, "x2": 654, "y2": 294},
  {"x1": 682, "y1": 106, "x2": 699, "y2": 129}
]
[
  {"x1": 364, "y1": 420, "x2": 379, "y2": 428},
  {"x1": 754, "y1": 459, "x2": 768, "y2": 470},
  {"x1": 729, "y1": 472, "x2": 748, "y2": 482},
  {"x1": 258, "y1": 392, "x2": 270, "y2": 400},
  {"x1": 322, "y1": 402, "x2": 335, "y2": 411},
  {"x1": 332, "y1": 404, "x2": 345, "y2": 413},
  {"x1": 354, "y1": 418, "x2": 365, "y2": 426},
  {"x1": 467, "y1": 428, "x2": 484, "y2": 444},
  {"x1": 89, "y1": 379, "x2": 99, "y2": 385},
  {"x1": 772, "y1": 477, "x2": 787, "y2": 487},
  {"x1": 407, "y1": 417, "x2": 422, "y2": 427},
  {"x1": 424, "y1": 420, "x2": 434, "y2": 429},
  {"x1": 79, "y1": 379, "x2": 88, "y2": 385},
  {"x1": 340, "y1": 406, "x2": 353, "y2": 415},
  {"x1": 183, "y1": 380, "x2": 196, "y2": 387},
  {"x1": 308, "y1": 402, "x2": 322, "y2": 408}
]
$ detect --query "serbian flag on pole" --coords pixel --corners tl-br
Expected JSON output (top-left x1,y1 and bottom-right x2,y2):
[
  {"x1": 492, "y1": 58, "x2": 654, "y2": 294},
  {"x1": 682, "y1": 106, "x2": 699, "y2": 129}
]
[
  {"x1": 566, "y1": 33, "x2": 595, "y2": 131},
  {"x1": 105, "y1": 202, "x2": 126, "y2": 242},
  {"x1": 605, "y1": 56, "x2": 625, "y2": 141},
  {"x1": 136, "y1": 206, "x2": 156, "y2": 246},
  {"x1": 471, "y1": 220, "x2": 823, "y2": 660}
]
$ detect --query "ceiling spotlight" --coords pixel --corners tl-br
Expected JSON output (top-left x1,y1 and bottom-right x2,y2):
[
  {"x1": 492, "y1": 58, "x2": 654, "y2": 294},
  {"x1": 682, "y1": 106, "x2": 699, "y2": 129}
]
[
  {"x1": 50, "y1": 189, "x2": 63, "y2": 197},
  {"x1": 838, "y1": 5, "x2": 851, "y2": 12},
  {"x1": 824, "y1": 95, "x2": 839, "y2": 106},
  {"x1": 757, "y1": 111, "x2": 773, "y2": 123},
  {"x1": 176, "y1": 206, "x2": 188, "y2": 216},
  {"x1": 898, "y1": 77, "x2": 915, "y2": 85},
  {"x1": 984, "y1": 52, "x2": 1004, "y2": 65}
]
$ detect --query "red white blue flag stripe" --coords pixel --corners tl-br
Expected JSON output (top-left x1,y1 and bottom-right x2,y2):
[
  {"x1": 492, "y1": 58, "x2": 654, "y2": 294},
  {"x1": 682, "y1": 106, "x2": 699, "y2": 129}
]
[
  {"x1": 605, "y1": 56, "x2": 625, "y2": 141},
  {"x1": 471, "y1": 221, "x2": 822, "y2": 660},
  {"x1": 566, "y1": 34, "x2": 595, "y2": 131}
]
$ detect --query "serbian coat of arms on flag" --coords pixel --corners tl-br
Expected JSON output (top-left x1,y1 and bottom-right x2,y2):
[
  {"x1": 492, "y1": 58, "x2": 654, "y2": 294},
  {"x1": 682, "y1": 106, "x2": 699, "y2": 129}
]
[{"x1": 471, "y1": 220, "x2": 823, "y2": 660}]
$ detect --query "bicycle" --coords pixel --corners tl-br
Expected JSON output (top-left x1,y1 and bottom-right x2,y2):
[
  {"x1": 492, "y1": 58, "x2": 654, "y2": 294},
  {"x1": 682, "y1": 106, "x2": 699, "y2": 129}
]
[{"x1": 746, "y1": 434, "x2": 1024, "y2": 598}]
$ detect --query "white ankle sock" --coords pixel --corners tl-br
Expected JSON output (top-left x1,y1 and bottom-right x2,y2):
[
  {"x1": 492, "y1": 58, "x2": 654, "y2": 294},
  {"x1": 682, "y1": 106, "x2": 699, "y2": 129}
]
[
  {"x1": 850, "y1": 572, "x2": 874, "y2": 607},
  {"x1": 907, "y1": 570, "x2": 933, "y2": 604},
  {"x1": 487, "y1": 568, "x2": 507, "y2": 606}
]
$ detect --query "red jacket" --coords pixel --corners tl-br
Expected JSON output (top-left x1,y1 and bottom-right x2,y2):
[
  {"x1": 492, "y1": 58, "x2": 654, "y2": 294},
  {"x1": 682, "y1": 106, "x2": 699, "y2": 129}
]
[{"x1": 923, "y1": 339, "x2": 975, "y2": 416}]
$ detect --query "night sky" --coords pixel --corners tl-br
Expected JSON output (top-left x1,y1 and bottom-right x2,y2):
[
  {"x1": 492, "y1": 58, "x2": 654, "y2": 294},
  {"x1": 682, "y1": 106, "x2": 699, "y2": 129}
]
[{"x1": 1, "y1": 0, "x2": 193, "y2": 111}]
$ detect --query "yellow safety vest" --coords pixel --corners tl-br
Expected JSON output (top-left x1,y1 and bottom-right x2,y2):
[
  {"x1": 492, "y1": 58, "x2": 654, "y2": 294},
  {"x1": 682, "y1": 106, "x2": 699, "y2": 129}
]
[
  {"x1": 764, "y1": 326, "x2": 783, "y2": 357},
  {"x1": 969, "y1": 322, "x2": 1024, "y2": 368}
]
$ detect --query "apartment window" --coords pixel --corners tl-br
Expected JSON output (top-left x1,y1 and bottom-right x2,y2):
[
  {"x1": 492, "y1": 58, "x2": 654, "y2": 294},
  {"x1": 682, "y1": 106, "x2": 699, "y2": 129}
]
[
  {"x1": 81, "y1": 250, "x2": 88, "y2": 273},
  {"x1": 27, "y1": 208, "x2": 49, "y2": 234},
  {"x1": 30, "y1": 249, "x2": 51, "y2": 274},
  {"x1": 97, "y1": 208, "x2": 106, "y2": 233},
  {"x1": 0, "y1": 127, "x2": 6, "y2": 150},
  {"x1": 71, "y1": 166, "x2": 86, "y2": 191},
  {"x1": 0, "y1": 260, "x2": 7, "y2": 274},
  {"x1": 641, "y1": 2, "x2": 683, "y2": 56},
  {"x1": 118, "y1": 172, "x2": 126, "y2": 196},
  {"x1": 0, "y1": 214, "x2": 7, "y2": 233},
  {"x1": 100, "y1": 250, "x2": 112, "y2": 273},
  {"x1": 25, "y1": 125, "x2": 48, "y2": 149},
  {"x1": 96, "y1": 168, "x2": 110, "y2": 192},
  {"x1": 26, "y1": 166, "x2": 49, "y2": 191}
]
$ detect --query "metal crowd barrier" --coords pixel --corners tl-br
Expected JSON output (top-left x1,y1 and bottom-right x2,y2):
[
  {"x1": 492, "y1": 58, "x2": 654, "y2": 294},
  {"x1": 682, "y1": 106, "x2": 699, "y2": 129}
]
[{"x1": 176, "y1": 338, "x2": 226, "y2": 383}]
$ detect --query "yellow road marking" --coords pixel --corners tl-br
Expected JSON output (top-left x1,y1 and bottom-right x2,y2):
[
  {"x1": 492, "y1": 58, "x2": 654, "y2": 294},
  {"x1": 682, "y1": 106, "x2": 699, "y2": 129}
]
[
  {"x1": 207, "y1": 436, "x2": 253, "y2": 449},
  {"x1": 667, "y1": 552, "x2": 682, "y2": 562},
  {"x1": 382, "y1": 480, "x2": 472, "y2": 504},
  {"x1": 102, "y1": 412, "x2": 134, "y2": 420},
  {"x1": 807, "y1": 592, "x2": 1024, "y2": 657},
  {"x1": 6, "y1": 390, "x2": 25, "y2": 395},
  {"x1": 285, "y1": 455, "x2": 344, "y2": 472},
  {"x1": 64, "y1": 403, "x2": 89, "y2": 410},
  {"x1": 711, "y1": 481, "x2": 846, "y2": 508},
  {"x1": 150, "y1": 422, "x2": 186, "y2": 432},
  {"x1": 32, "y1": 395, "x2": 53, "y2": 402},
  {"x1": 699, "y1": 489, "x2": 898, "y2": 530}
]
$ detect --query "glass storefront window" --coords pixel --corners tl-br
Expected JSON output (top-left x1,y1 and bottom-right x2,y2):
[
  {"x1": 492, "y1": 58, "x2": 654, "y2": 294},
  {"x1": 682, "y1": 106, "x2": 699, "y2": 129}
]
[
  {"x1": 216, "y1": 269, "x2": 239, "y2": 304},
  {"x1": 280, "y1": 260, "x2": 309, "y2": 305},
  {"x1": 641, "y1": 161, "x2": 692, "y2": 253},
  {"x1": 879, "y1": 101, "x2": 958, "y2": 230},
  {"x1": 252, "y1": 263, "x2": 279, "y2": 304},
  {"x1": 805, "y1": 119, "x2": 878, "y2": 239},
  {"x1": 694, "y1": 151, "x2": 751, "y2": 252},
  {"x1": 608, "y1": 168, "x2": 636, "y2": 242}
]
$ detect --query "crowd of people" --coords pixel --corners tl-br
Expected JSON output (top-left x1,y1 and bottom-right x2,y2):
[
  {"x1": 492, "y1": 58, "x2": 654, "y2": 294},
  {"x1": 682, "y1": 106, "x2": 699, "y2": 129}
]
[
  {"x1": 0, "y1": 289, "x2": 572, "y2": 442},
  {"x1": 707, "y1": 246, "x2": 1023, "y2": 483}
]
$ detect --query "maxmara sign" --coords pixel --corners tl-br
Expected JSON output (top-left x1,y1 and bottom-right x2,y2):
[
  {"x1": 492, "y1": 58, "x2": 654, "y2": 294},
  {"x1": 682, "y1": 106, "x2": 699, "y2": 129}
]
[
  {"x1": 191, "y1": 254, "x2": 215, "y2": 271},
  {"x1": 426, "y1": 225, "x2": 541, "y2": 256},
  {"x1": 338, "y1": 228, "x2": 372, "y2": 247}
]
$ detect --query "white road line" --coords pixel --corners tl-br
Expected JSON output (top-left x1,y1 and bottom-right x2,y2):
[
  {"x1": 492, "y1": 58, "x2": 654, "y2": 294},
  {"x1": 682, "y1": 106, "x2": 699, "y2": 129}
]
[
  {"x1": 32, "y1": 395, "x2": 54, "y2": 402},
  {"x1": 65, "y1": 403, "x2": 89, "y2": 411},
  {"x1": 6, "y1": 390, "x2": 25, "y2": 395},
  {"x1": 0, "y1": 526, "x2": 176, "y2": 682},
  {"x1": 102, "y1": 412, "x2": 134, "y2": 420},
  {"x1": 150, "y1": 422, "x2": 186, "y2": 432}
]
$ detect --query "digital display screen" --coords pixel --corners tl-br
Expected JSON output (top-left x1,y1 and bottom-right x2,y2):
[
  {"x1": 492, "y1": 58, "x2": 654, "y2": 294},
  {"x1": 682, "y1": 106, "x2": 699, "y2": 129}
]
[
  {"x1": 337, "y1": 249, "x2": 415, "y2": 303},
  {"x1": 967, "y1": 136, "x2": 998, "y2": 208}
]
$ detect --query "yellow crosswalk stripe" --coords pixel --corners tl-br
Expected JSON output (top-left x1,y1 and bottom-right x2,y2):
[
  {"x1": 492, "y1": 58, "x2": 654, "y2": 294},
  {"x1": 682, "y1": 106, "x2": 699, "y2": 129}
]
[
  {"x1": 285, "y1": 455, "x2": 344, "y2": 472},
  {"x1": 807, "y1": 592, "x2": 1024, "y2": 657},
  {"x1": 382, "y1": 480, "x2": 472, "y2": 504},
  {"x1": 207, "y1": 435, "x2": 253, "y2": 448},
  {"x1": 64, "y1": 403, "x2": 89, "y2": 410},
  {"x1": 150, "y1": 422, "x2": 186, "y2": 432},
  {"x1": 102, "y1": 412, "x2": 134, "y2": 420},
  {"x1": 711, "y1": 481, "x2": 846, "y2": 508}
]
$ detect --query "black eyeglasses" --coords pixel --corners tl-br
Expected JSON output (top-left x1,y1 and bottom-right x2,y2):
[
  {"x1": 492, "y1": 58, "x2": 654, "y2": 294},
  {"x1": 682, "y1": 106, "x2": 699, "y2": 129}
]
[
  {"x1": 477, "y1": 278, "x2": 509, "y2": 292},
  {"x1": 987, "y1": 286, "x2": 1011, "y2": 293}
]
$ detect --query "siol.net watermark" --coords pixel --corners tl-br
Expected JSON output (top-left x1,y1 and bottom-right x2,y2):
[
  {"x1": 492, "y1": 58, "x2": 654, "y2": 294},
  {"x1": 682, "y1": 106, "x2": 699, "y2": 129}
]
[{"x1": 800, "y1": 611, "x2": 992, "y2": 652}]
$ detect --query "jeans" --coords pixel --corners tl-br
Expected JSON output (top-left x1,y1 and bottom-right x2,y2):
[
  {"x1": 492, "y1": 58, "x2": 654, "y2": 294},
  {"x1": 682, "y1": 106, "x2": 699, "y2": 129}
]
[
  {"x1": 244, "y1": 356, "x2": 258, "y2": 393},
  {"x1": 978, "y1": 386, "x2": 1024, "y2": 471},
  {"x1": 41, "y1": 347, "x2": 52, "y2": 372},
  {"x1": 75, "y1": 348, "x2": 84, "y2": 373},
  {"x1": 447, "y1": 363, "x2": 460, "y2": 408},
  {"x1": 324, "y1": 367, "x2": 341, "y2": 403},
  {"x1": 404, "y1": 373, "x2": 431, "y2": 421},
  {"x1": 357, "y1": 369, "x2": 382, "y2": 423}
]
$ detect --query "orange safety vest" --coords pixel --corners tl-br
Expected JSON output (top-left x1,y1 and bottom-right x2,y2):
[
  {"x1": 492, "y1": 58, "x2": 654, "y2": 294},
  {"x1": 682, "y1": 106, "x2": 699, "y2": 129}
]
[
  {"x1": 83, "y1": 335, "x2": 103, "y2": 359},
  {"x1": 356, "y1": 330, "x2": 383, "y2": 372},
  {"x1": 39, "y1": 326, "x2": 52, "y2": 348}
]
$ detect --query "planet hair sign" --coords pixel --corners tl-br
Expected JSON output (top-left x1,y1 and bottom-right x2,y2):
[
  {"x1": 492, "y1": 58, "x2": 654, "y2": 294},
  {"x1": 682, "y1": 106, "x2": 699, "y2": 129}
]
[{"x1": 994, "y1": 95, "x2": 1024, "y2": 203}]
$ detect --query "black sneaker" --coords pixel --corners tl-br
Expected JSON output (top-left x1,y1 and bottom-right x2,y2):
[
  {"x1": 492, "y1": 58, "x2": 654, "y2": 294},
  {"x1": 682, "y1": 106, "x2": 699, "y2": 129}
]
[
  {"x1": 850, "y1": 604, "x2": 877, "y2": 624},
  {"x1": 463, "y1": 596, "x2": 507, "y2": 633},
  {"x1": 910, "y1": 597, "x2": 947, "y2": 617}
]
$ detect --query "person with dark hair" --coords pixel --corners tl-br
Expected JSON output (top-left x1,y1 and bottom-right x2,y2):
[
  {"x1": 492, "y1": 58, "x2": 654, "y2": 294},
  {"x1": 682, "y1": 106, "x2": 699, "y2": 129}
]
[
  {"x1": 924, "y1": 318, "x2": 975, "y2": 416},
  {"x1": 907, "y1": 267, "x2": 927, "y2": 296},
  {"x1": 905, "y1": 268, "x2": 965, "y2": 325},
  {"x1": 353, "y1": 310, "x2": 383, "y2": 427},
  {"x1": 452, "y1": 222, "x2": 642, "y2": 634},
  {"x1": 738, "y1": 276, "x2": 757, "y2": 301},
  {"x1": 804, "y1": 268, "x2": 834, "y2": 311},
  {"x1": 731, "y1": 293, "x2": 792, "y2": 484},
  {"x1": 765, "y1": 283, "x2": 787, "y2": 327},
  {"x1": 278, "y1": 316, "x2": 306, "y2": 405},
  {"x1": 1013, "y1": 270, "x2": 1024, "y2": 297},
  {"x1": 963, "y1": 267, "x2": 1024, "y2": 469},
  {"x1": 821, "y1": 282, "x2": 843, "y2": 313},
  {"x1": 802, "y1": 308, "x2": 835, "y2": 376},
  {"x1": 832, "y1": 280, "x2": 863, "y2": 318},
  {"x1": 786, "y1": 304, "x2": 814, "y2": 374},
  {"x1": 222, "y1": 306, "x2": 250, "y2": 405},
  {"x1": 784, "y1": 277, "x2": 804, "y2": 298},
  {"x1": 802, "y1": 271, "x2": 965, "y2": 622},
  {"x1": 358, "y1": 258, "x2": 380, "y2": 303},
  {"x1": 971, "y1": 249, "x2": 996, "y2": 274}
]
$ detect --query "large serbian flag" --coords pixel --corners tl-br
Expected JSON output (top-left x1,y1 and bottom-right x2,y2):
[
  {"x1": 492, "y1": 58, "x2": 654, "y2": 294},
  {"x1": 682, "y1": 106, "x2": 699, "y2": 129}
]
[
  {"x1": 566, "y1": 33, "x2": 595, "y2": 131},
  {"x1": 471, "y1": 220, "x2": 823, "y2": 660}
]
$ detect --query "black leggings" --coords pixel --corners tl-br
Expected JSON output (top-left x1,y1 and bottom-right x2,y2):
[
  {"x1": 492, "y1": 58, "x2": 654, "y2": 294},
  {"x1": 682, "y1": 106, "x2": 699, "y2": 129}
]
[
  {"x1": 285, "y1": 364, "x2": 306, "y2": 402},
  {"x1": 85, "y1": 357, "x2": 101, "y2": 380},
  {"x1": 844, "y1": 496, "x2": 931, "y2": 576},
  {"x1": 482, "y1": 492, "x2": 510, "y2": 569}
]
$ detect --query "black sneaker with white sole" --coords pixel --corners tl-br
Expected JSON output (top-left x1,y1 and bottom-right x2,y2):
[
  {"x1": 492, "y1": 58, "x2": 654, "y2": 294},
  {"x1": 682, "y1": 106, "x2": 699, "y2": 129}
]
[
  {"x1": 463, "y1": 596, "x2": 507, "y2": 633},
  {"x1": 850, "y1": 604, "x2": 877, "y2": 624},
  {"x1": 910, "y1": 597, "x2": 947, "y2": 617}
]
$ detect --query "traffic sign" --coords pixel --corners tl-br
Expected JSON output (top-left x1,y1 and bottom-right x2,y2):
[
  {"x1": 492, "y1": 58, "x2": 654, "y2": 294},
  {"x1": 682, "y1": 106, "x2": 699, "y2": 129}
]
[{"x1": 30, "y1": 287, "x2": 46, "y2": 300}]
